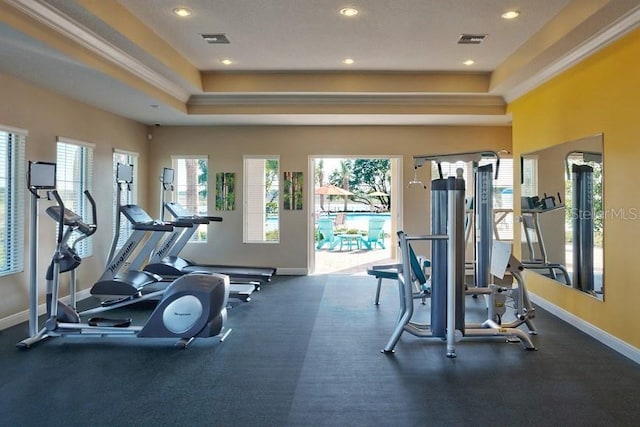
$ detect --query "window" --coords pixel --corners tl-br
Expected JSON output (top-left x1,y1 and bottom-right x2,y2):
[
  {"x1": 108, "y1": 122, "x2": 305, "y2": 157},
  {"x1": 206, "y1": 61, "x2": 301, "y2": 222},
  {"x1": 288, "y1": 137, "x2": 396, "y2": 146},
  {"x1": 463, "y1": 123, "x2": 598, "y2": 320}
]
[
  {"x1": 0, "y1": 126, "x2": 26, "y2": 276},
  {"x1": 432, "y1": 160, "x2": 469, "y2": 181},
  {"x1": 521, "y1": 157, "x2": 538, "y2": 197},
  {"x1": 172, "y1": 156, "x2": 208, "y2": 242},
  {"x1": 244, "y1": 156, "x2": 279, "y2": 243},
  {"x1": 113, "y1": 150, "x2": 138, "y2": 250},
  {"x1": 431, "y1": 157, "x2": 516, "y2": 240},
  {"x1": 485, "y1": 158, "x2": 514, "y2": 240},
  {"x1": 56, "y1": 138, "x2": 94, "y2": 257}
]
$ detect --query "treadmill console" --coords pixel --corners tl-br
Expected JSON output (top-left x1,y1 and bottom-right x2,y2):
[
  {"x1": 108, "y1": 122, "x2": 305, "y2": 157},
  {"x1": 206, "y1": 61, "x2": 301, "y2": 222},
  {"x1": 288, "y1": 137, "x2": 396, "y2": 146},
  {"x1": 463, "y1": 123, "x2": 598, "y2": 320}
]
[
  {"x1": 165, "y1": 202, "x2": 222, "y2": 223},
  {"x1": 121, "y1": 205, "x2": 154, "y2": 225},
  {"x1": 165, "y1": 202, "x2": 191, "y2": 218},
  {"x1": 121, "y1": 205, "x2": 173, "y2": 231}
]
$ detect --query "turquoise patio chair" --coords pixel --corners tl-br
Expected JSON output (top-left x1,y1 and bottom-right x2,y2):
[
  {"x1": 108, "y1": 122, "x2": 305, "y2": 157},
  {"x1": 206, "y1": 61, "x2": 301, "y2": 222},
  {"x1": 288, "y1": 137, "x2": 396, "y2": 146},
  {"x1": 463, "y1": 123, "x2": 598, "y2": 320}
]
[
  {"x1": 361, "y1": 217, "x2": 386, "y2": 250},
  {"x1": 316, "y1": 217, "x2": 339, "y2": 250}
]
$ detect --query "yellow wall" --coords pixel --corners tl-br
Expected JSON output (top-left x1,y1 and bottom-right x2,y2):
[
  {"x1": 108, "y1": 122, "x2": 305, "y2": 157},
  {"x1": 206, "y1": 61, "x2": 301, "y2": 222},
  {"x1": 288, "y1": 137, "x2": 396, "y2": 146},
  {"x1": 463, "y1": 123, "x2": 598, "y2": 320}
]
[
  {"x1": 0, "y1": 73, "x2": 149, "y2": 323},
  {"x1": 147, "y1": 125, "x2": 511, "y2": 273},
  {"x1": 509, "y1": 28, "x2": 640, "y2": 348}
]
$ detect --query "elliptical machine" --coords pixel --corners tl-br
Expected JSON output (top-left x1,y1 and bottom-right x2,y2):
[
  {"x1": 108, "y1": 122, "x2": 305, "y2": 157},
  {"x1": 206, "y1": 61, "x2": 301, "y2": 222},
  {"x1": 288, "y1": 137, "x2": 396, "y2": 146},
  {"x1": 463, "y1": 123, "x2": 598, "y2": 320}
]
[{"x1": 17, "y1": 161, "x2": 230, "y2": 349}]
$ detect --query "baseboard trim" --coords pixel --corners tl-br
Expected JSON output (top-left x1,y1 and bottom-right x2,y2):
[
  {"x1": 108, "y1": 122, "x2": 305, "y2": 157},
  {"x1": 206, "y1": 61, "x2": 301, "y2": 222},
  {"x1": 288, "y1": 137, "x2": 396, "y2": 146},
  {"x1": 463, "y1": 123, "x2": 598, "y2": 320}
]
[
  {"x1": 529, "y1": 293, "x2": 640, "y2": 365},
  {"x1": 0, "y1": 289, "x2": 92, "y2": 331}
]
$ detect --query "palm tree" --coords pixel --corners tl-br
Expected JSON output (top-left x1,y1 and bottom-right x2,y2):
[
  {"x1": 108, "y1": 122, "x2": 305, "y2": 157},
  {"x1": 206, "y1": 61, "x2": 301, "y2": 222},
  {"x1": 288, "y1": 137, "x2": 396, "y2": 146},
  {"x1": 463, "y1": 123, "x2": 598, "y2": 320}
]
[
  {"x1": 185, "y1": 159, "x2": 199, "y2": 213},
  {"x1": 315, "y1": 159, "x2": 325, "y2": 211},
  {"x1": 339, "y1": 160, "x2": 352, "y2": 211}
]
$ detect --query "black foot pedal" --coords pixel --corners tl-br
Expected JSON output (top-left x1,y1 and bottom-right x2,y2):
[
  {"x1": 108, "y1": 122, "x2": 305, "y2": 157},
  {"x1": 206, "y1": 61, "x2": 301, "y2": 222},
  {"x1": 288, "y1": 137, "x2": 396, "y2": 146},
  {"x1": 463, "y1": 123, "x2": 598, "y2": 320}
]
[
  {"x1": 100, "y1": 296, "x2": 135, "y2": 307},
  {"x1": 88, "y1": 317, "x2": 132, "y2": 327}
]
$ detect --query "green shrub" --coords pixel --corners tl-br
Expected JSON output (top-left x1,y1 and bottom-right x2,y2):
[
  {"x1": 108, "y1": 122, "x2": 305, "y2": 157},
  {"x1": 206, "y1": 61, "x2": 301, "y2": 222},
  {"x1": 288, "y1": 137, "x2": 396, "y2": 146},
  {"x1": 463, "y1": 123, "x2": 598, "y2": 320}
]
[{"x1": 266, "y1": 230, "x2": 279, "y2": 241}]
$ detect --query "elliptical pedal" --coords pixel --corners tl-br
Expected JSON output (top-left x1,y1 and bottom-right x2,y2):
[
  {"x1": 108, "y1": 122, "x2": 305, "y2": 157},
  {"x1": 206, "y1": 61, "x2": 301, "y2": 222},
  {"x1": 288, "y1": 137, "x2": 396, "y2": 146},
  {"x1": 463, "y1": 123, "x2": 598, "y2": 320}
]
[
  {"x1": 88, "y1": 317, "x2": 132, "y2": 328},
  {"x1": 100, "y1": 294, "x2": 139, "y2": 307}
]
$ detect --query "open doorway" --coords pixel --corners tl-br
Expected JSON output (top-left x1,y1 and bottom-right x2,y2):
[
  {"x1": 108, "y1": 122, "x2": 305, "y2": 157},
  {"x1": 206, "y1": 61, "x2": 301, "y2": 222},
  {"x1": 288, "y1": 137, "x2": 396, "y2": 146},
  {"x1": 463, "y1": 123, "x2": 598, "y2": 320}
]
[{"x1": 308, "y1": 156, "x2": 401, "y2": 274}]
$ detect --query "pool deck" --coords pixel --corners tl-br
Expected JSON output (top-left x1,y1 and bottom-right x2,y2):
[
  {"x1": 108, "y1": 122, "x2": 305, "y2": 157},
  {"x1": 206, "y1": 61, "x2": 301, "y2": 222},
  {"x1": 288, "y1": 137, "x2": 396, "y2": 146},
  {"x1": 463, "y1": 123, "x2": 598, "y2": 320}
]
[{"x1": 314, "y1": 246, "x2": 393, "y2": 275}]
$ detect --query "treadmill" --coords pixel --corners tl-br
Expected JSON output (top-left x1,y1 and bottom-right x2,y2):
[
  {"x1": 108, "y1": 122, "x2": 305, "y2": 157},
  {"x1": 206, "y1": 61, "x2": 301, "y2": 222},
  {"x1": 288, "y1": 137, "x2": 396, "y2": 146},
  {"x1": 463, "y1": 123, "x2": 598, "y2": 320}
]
[
  {"x1": 119, "y1": 204, "x2": 257, "y2": 302},
  {"x1": 146, "y1": 201, "x2": 276, "y2": 285},
  {"x1": 91, "y1": 163, "x2": 168, "y2": 302}
]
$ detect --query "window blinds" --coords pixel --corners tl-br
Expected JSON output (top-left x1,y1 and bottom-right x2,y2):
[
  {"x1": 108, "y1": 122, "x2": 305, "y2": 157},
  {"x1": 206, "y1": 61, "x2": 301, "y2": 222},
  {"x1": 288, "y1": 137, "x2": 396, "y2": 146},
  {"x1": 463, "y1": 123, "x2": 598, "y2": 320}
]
[
  {"x1": 56, "y1": 139, "x2": 94, "y2": 258},
  {"x1": 243, "y1": 156, "x2": 279, "y2": 243},
  {"x1": 0, "y1": 127, "x2": 26, "y2": 276},
  {"x1": 171, "y1": 156, "x2": 208, "y2": 242},
  {"x1": 113, "y1": 151, "x2": 138, "y2": 251}
]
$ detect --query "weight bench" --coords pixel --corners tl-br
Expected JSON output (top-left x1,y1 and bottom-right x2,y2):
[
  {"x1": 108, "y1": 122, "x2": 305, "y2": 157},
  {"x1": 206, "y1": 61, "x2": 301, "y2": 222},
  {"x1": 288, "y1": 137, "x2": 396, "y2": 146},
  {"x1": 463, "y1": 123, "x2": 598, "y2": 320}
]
[{"x1": 367, "y1": 243, "x2": 431, "y2": 305}]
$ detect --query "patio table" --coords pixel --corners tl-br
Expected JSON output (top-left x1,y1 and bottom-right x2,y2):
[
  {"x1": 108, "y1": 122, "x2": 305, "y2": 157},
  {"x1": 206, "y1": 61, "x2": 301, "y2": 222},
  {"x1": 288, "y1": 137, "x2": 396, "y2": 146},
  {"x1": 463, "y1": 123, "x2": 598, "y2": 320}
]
[{"x1": 335, "y1": 234, "x2": 364, "y2": 251}]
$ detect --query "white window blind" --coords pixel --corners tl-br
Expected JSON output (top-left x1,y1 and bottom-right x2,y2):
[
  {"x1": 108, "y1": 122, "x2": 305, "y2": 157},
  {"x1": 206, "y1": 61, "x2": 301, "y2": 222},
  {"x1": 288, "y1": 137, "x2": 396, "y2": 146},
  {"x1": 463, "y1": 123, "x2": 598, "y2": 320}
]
[
  {"x1": 482, "y1": 158, "x2": 514, "y2": 240},
  {"x1": 521, "y1": 157, "x2": 538, "y2": 197},
  {"x1": 432, "y1": 160, "x2": 470, "y2": 181},
  {"x1": 432, "y1": 158, "x2": 515, "y2": 240},
  {"x1": 171, "y1": 156, "x2": 208, "y2": 242},
  {"x1": 0, "y1": 127, "x2": 26, "y2": 276},
  {"x1": 244, "y1": 156, "x2": 279, "y2": 243},
  {"x1": 113, "y1": 150, "x2": 138, "y2": 250},
  {"x1": 56, "y1": 139, "x2": 94, "y2": 257}
]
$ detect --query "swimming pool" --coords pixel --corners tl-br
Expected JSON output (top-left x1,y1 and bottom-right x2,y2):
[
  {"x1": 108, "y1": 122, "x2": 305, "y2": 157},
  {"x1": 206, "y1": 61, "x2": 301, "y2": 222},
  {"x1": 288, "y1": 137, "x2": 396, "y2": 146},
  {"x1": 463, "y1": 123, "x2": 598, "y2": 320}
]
[
  {"x1": 265, "y1": 212, "x2": 391, "y2": 233},
  {"x1": 321, "y1": 212, "x2": 391, "y2": 233}
]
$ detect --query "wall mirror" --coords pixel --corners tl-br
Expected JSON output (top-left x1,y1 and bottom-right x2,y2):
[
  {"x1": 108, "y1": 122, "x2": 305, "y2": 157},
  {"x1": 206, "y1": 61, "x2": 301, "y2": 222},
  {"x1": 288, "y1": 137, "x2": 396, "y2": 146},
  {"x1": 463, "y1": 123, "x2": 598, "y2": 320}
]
[{"x1": 521, "y1": 134, "x2": 604, "y2": 300}]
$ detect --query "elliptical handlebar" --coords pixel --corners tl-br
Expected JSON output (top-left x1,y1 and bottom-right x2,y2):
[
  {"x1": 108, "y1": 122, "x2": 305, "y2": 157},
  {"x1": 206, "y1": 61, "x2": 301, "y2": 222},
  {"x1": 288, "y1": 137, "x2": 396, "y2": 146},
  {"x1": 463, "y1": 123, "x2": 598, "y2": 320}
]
[
  {"x1": 83, "y1": 190, "x2": 98, "y2": 236},
  {"x1": 50, "y1": 190, "x2": 66, "y2": 245},
  {"x1": 49, "y1": 190, "x2": 97, "y2": 242}
]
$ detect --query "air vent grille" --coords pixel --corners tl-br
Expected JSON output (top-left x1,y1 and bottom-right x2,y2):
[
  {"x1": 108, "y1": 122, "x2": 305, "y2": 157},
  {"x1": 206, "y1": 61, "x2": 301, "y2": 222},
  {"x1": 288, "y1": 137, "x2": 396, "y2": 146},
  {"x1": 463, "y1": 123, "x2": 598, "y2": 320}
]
[
  {"x1": 458, "y1": 34, "x2": 487, "y2": 44},
  {"x1": 201, "y1": 33, "x2": 230, "y2": 44}
]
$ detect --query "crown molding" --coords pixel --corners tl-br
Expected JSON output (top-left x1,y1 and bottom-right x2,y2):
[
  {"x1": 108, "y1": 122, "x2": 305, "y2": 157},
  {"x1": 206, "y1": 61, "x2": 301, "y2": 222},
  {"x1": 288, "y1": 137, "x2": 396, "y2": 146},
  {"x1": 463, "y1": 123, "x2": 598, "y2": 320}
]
[
  {"x1": 188, "y1": 93, "x2": 506, "y2": 107},
  {"x1": 6, "y1": 0, "x2": 190, "y2": 102},
  {"x1": 504, "y1": 5, "x2": 640, "y2": 103}
]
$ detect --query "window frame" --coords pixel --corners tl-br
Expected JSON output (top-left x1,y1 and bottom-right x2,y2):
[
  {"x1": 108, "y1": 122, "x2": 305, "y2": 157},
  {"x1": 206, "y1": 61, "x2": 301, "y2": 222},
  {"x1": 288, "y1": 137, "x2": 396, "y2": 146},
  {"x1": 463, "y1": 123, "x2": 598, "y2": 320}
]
[
  {"x1": 432, "y1": 157, "x2": 517, "y2": 241},
  {"x1": 243, "y1": 155, "x2": 280, "y2": 244},
  {"x1": 56, "y1": 137, "x2": 95, "y2": 258},
  {"x1": 171, "y1": 155, "x2": 209, "y2": 242},
  {"x1": 113, "y1": 150, "x2": 138, "y2": 251}
]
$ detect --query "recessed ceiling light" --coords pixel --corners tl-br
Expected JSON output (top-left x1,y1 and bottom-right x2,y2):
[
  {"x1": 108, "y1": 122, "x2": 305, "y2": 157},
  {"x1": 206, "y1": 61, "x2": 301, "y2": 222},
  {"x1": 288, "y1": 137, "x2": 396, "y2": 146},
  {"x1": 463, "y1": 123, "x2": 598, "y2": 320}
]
[
  {"x1": 501, "y1": 10, "x2": 520, "y2": 19},
  {"x1": 220, "y1": 59, "x2": 233, "y2": 65},
  {"x1": 173, "y1": 7, "x2": 192, "y2": 17},
  {"x1": 339, "y1": 7, "x2": 359, "y2": 17},
  {"x1": 343, "y1": 58, "x2": 355, "y2": 65},
  {"x1": 463, "y1": 59, "x2": 475, "y2": 66}
]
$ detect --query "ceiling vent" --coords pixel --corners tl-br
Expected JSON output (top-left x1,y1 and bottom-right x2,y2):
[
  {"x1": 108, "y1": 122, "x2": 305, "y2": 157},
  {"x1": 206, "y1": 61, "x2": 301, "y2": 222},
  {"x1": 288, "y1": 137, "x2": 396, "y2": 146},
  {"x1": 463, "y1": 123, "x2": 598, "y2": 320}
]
[
  {"x1": 458, "y1": 34, "x2": 487, "y2": 44},
  {"x1": 201, "y1": 33, "x2": 230, "y2": 44}
]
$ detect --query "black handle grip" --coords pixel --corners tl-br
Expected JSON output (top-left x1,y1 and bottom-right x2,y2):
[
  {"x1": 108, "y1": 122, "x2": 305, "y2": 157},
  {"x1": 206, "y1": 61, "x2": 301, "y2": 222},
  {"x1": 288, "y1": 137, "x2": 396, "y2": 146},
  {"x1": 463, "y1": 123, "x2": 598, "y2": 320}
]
[
  {"x1": 51, "y1": 190, "x2": 65, "y2": 244},
  {"x1": 84, "y1": 190, "x2": 97, "y2": 227}
]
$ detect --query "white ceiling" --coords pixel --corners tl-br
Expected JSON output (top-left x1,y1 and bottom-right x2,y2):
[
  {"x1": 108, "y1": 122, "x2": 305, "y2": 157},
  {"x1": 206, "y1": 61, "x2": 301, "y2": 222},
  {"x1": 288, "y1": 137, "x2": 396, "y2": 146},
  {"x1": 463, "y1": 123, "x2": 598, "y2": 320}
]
[
  {"x1": 1, "y1": 0, "x2": 639, "y2": 126},
  {"x1": 118, "y1": 0, "x2": 570, "y2": 72}
]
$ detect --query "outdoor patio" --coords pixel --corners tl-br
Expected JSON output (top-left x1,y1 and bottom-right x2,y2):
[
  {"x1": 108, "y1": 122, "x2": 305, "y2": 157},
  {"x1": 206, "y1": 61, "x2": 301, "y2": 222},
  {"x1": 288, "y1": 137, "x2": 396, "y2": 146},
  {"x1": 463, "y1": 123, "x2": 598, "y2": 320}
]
[{"x1": 314, "y1": 246, "x2": 393, "y2": 275}]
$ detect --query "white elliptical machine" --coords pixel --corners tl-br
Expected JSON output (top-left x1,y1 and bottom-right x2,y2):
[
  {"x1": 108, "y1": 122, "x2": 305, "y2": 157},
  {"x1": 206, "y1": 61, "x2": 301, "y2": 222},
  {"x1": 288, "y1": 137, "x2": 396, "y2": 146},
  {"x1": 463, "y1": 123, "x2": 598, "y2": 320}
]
[{"x1": 17, "y1": 161, "x2": 230, "y2": 349}]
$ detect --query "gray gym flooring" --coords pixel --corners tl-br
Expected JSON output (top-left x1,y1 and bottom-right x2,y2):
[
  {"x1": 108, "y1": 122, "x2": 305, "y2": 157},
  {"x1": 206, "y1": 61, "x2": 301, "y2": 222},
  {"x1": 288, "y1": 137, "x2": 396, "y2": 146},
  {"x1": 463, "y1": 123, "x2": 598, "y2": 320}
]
[{"x1": 1, "y1": 274, "x2": 639, "y2": 426}]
